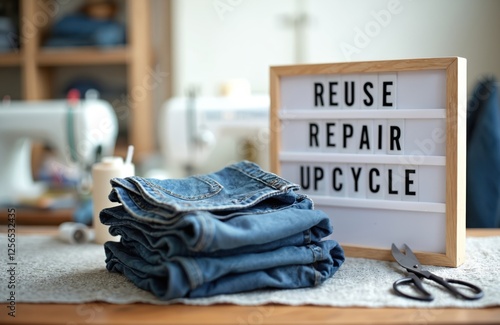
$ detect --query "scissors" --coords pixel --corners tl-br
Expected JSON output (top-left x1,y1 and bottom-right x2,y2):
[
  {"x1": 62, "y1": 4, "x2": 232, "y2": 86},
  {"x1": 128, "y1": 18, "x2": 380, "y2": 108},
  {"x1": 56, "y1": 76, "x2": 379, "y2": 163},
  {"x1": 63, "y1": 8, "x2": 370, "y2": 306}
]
[{"x1": 391, "y1": 243, "x2": 484, "y2": 301}]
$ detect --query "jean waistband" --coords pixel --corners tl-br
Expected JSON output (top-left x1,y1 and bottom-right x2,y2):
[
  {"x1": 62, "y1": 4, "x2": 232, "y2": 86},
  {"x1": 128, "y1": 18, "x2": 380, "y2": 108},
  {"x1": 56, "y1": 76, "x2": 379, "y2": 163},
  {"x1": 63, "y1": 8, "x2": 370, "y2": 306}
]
[
  {"x1": 227, "y1": 161, "x2": 297, "y2": 191},
  {"x1": 109, "y1": 161, "x2": 302, "y2": 213}
]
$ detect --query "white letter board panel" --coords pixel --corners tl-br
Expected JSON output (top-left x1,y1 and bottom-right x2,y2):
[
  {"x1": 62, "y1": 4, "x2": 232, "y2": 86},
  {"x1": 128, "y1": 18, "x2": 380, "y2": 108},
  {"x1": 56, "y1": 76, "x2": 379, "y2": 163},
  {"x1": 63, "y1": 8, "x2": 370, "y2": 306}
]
[{"x1": 270, "y1": 58, "x2": 466, "y2": 267}]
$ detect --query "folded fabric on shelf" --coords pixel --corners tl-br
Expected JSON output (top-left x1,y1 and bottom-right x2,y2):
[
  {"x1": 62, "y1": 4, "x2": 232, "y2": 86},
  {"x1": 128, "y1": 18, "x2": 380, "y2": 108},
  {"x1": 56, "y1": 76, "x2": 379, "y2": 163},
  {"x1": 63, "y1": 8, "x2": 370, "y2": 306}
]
[{"x1": 100, "y1": 161, "x2": 345, "y2": 300}]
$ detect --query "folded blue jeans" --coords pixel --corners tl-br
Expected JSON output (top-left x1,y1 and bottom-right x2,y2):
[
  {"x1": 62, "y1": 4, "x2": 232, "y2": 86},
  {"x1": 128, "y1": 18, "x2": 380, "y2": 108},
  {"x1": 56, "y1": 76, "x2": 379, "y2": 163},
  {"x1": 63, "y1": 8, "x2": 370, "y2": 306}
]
[
  {"x1": 105, "y1": 239, "x2": 344, "y2": 299},
  {"x1": 108, "y1": 160, "x2": 302, "y2": 218},
  {"x1": 100, "y1": 161, "x2": 345, "y2": 300},
  {"x1": 100, "y1": 194, "x2": 333, "y2": 260}
]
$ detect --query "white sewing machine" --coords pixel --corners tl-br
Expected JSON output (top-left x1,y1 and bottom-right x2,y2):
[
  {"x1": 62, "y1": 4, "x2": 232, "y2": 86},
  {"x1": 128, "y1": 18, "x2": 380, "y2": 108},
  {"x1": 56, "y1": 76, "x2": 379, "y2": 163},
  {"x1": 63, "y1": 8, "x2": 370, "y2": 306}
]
[
  {"x1": 0, "y1": 96, "x2": 118, "y2": 204},
  {"x1": 158, "y1": 95, "x2": 270, "y2": 178}
]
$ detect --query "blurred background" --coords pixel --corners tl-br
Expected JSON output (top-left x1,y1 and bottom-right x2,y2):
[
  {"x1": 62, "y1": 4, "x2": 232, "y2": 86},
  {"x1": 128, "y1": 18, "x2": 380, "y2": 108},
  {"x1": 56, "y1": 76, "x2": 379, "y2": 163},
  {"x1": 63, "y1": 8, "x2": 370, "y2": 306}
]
[{"x1": 0, "y1": 0, "x2": 499, "y2": 226}]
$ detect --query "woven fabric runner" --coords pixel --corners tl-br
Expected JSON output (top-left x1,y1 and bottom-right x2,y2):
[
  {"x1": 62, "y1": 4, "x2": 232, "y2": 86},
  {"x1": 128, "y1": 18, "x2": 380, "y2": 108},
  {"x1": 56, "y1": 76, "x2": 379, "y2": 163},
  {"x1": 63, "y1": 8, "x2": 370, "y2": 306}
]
[{"x1": 1, "y1": 234, "x2": 499, "y2": 308}]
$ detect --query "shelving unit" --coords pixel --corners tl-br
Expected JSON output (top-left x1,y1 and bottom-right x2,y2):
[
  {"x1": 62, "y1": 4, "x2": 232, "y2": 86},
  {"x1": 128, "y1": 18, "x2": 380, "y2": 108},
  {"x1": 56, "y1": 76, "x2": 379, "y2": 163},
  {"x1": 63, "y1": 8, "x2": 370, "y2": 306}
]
[
  {"x1": 37, "y1": 46, "x2": 129, "y2": 66},
  {"x1": 1, "y1": 0, "x2": 155, "y2": 160},
  {"x1": 0, "y1": 52, "x2": 22, "y2": 66}
]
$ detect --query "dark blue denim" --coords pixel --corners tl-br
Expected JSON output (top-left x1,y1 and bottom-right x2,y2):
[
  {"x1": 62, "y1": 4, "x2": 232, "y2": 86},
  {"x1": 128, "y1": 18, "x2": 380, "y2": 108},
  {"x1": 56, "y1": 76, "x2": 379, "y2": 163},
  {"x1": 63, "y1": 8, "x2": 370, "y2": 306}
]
[
  {"x1": 46, "y1": 14, "x2": 126, "y2": 48},
  {"x1": 467, "y1": 78, "x2": 500, "y2": 228},
  {"x1": 100, "y1": 161, "x2": 345, "y2": 300},
  {"x1": 105, "y1": 239, "x2": 344, "y2": 299}
]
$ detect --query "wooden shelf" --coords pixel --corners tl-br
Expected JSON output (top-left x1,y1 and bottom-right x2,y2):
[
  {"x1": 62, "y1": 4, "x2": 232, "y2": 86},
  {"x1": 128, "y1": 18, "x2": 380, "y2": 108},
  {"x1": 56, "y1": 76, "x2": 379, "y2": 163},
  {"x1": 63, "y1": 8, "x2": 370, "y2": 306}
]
[
  {"x1": 15, "y1": 0, "x2": 155, "y2": 158},
  {"x1": 0, "y1": 0, "x2": 162, "y2": 225},
  {"x1": 37, "y1": 46, "x2": 130, "y2": 66},
  {"x1": 0, "y1": 51, "x2": 22, "y2": 67},
  {"x1": 0, "y1": 208, "x2": 73, "y2": 225}
]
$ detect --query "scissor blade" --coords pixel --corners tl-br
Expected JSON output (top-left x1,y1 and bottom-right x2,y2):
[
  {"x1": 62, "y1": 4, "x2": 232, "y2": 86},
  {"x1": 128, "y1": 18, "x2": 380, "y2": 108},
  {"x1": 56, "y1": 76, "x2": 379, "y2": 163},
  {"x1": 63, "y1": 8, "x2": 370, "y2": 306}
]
[
  {"x1": 391, "y1": 243, "x2": 420, "y2": 270},
  {"x1": 391, "y1": 243, "x2": 407, "y2": 266},
  {"x1": 402, "y1": 244, "x2": 420, "y2": 267}
]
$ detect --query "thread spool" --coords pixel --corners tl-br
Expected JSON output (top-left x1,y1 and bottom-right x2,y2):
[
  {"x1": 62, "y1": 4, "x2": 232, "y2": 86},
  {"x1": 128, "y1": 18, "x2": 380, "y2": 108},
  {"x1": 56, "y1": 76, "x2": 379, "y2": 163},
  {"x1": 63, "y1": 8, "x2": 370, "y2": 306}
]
[
  {"x1": 92, "y1": 152, "x2": 134, "y2": 244},
  {"x1": 58, "y1": 222, "x2": 94, "y2": 244}
]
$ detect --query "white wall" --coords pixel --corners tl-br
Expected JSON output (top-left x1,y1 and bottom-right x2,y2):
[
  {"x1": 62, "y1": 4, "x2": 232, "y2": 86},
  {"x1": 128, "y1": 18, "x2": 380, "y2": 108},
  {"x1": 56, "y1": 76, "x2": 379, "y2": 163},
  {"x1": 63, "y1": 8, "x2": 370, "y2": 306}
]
[
  {"x1": 172, "y1": 0, "x2": 500, "y2": 96},
  {"x1": 171, "y1": 0, "x2": 296, "y2": 96},
  {"x1": 307, "y1": 0, "x2": 500, "y2": 88}
]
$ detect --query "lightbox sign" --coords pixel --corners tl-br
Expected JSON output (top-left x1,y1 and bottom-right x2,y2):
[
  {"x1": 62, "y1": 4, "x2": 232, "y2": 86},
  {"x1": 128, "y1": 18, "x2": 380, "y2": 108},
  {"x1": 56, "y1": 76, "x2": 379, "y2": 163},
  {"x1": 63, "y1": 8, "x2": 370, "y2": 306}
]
[{"x1": 270, "y1": 58, "x2": 466, "y2": 267}]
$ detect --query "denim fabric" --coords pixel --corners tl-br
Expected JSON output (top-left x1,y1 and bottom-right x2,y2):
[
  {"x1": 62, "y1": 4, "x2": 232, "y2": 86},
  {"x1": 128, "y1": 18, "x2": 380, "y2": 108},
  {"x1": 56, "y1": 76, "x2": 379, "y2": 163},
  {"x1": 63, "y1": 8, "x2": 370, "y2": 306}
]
[
  {"x1": 107, "y1": 177, "x2": 301, "y2": 224},
  {"x1": 100, "y1": 192, "x2": 332, "y2": 258},
  {"x1": 46, "y1": 14, "x2": 126, "y2": 47},
  {"x1": 101, "y1": 204, "x2": 331, "y2": 261},
  {"x1": 108, "y1": 160, "x2": 300, "y2": 215},
  {"x1": 467, "y1": 78, "x2": 500, "y2": 228},
  {"x1": 100, "y1": 161, "x2": 345, "y2": 300},
  {"x1": 105, "y1": 239, "x2": 344, "y2": 299}
]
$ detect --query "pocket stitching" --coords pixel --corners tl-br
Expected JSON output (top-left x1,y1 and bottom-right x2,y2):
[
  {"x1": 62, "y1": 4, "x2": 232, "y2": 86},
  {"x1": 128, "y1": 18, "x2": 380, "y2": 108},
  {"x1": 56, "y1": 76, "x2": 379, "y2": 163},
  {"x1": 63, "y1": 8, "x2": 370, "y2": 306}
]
[{"x1": 143, "y1": 176, "x2": 223, "y2": 201}]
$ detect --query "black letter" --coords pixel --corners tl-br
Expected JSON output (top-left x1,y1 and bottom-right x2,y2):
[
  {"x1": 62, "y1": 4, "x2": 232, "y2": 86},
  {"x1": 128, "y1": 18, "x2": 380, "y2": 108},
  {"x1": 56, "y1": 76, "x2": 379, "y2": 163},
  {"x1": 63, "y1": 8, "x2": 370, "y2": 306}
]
[
  {"x1": 344, "y1": 81, "x2": 355, "y2": 106},
  {"x1": 300, "y1": 166, "x2": 310, "y2": 190},
  {"x1": 326, "y1": 122, "x2": 336, "y2": 147},
  {"x1": 351, "y1": 167, "x2": 362, "y2": 192},
  {"x1": 309, "y1": 123, "x2": 319, "y2": 147},
  {"x1": 363, "y1": 82, "x2": 374, "y2": 106},
  {"x1": 359, "y1": 125, "x2": 370, "y2": 150},
  {"x1": 369, "y1": 168, "x2": 380, "y2": 193},
  {"x1": 332, "y1": 167, "x2": 343, "y2": 191},
  {"x1": 405, "y1": 169, "x2": 416, "y2": 196},
  {"x1": 314, "y1": 167, "x2": 324, "y2": 191},
  {"x1": 382, "y1": 81, "x2": 393, "y2": 107},
  {"x1": 343, "y1": 123, "x2": 353, "y2": 148},
  {"x1": 329, "y1": 82, "x2": 339, "y2": 106},
  {"x1": 388, "y1": 169, "x2": 398, "y2": 195},
  {"x1": 314, "y1": 83, "x2": 324, "y2": 106},
  {"x1": 390, "y1": 126, "x2": 401, "y2": 151},
  {"x1": 377, "y1": 124, "x2": 383, "y2": 150}
]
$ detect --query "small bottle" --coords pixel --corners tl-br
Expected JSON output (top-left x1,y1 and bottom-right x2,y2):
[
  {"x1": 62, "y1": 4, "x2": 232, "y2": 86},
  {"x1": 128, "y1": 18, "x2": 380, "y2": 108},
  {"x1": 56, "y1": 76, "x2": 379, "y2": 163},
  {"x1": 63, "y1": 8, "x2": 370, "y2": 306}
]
[{"x1": 92, "y1": 153, "x2": 134, "y2": 244}]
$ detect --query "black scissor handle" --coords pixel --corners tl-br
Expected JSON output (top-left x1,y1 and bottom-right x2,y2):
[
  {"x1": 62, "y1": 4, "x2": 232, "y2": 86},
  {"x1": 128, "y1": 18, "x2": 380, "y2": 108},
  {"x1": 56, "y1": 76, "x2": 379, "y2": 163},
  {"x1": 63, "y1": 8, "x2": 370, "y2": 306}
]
[
  {"x1": 393, "y1": 273, "x2": 434, "y2": 302},
  {"x1": 428, "y1": 273, "x2": 484, "y2": 300}
]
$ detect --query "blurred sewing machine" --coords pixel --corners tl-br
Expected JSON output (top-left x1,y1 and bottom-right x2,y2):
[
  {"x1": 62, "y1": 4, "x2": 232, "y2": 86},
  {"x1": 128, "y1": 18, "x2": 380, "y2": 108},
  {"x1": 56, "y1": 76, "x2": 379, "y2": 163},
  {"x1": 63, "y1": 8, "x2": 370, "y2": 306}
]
[
  {"x1": 159, "y1": 94, "x2": 270, "y2": 178},
  {"x1": 0, "y1": 93, "x2": 118, "y2": 206}
]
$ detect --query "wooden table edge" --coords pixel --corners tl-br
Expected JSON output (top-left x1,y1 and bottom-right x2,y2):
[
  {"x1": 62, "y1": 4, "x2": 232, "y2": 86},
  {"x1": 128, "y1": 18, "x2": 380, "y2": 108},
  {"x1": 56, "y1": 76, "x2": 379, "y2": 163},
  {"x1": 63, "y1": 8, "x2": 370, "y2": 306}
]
[{"x1": 0, "y1": 227, "x2": 498, "y2": 325}]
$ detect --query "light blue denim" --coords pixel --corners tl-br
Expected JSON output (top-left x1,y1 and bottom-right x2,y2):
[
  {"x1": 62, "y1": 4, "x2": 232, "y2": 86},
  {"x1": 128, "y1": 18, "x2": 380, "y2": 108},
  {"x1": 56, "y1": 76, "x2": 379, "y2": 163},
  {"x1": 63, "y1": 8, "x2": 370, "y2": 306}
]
[
  {"x1": 107, "y1": 160, "x2": 302, "y2": 218},
  {"x1": 100, "y1": 161, "x2": 345, "y2": 300},
  {"x1": 100, "y1": 193, "x2": 332, "y2": 260}
]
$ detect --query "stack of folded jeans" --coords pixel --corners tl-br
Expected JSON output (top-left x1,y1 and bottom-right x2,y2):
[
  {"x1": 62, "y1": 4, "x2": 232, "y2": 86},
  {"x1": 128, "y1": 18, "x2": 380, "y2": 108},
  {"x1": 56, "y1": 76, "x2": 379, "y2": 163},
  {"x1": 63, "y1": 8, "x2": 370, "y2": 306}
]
[{"x1": 100, "y1": 161, "x2": 345, "y2": 300}]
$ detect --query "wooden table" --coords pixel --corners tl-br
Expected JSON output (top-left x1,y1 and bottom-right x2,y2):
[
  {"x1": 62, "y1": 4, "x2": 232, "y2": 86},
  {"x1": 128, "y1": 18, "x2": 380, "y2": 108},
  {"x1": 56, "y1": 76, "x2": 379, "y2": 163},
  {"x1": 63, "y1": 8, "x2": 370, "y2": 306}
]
[{"x1": 1, "y1": 227, "x2": 499, "y2": 325}]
